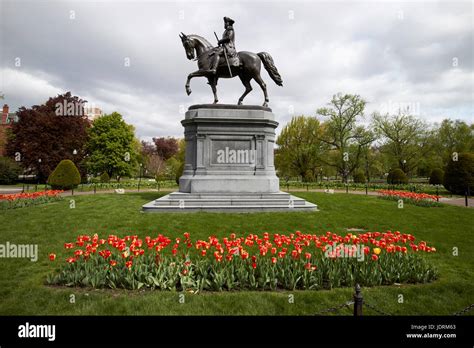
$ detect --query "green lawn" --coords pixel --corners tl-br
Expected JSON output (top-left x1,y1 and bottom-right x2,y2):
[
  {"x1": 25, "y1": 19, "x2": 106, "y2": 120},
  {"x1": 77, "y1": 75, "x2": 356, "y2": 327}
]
[{"x1": 0, "y1": 191, "x2": 472, "y2": 315}]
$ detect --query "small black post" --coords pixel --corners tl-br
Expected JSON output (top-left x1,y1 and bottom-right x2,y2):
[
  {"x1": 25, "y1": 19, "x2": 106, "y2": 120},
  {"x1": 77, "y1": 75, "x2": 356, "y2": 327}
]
[
  {"x1": 365, "y1": 184, "x2": 368, "y2": 195},
  {"x1": 94, "y1": 184, "x2": 96, "y2": 194},
  {"x1": 353, "y1": 283, "x2": 363, "y2": 316},
  {"x1": 306, "y1": 184, "x2": 309, "y2": 191},
  {"x1": 436, "y1": 186, "x2": 439, "y2": 202},
  {"x1": 465, "y1": 190, "x2": 468, "y2": 207},
  {"x1": 71, "y1": 187, "x2": 74, "y2": 196},
  {"x1": 346, "y1": 184, "x2": 348, "y2": 194}
]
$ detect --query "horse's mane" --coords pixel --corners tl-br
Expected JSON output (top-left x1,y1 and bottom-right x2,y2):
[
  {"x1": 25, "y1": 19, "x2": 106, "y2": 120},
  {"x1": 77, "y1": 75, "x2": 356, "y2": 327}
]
[{"x1": 188, "y1": 34, "x2": 213, "y2": 49}]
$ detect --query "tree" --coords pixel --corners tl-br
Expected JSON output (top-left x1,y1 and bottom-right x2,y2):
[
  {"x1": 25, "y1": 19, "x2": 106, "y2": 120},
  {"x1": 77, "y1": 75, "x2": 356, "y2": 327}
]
[
  {"x1": 316, "y1": 93, "x2": 375, "y2": 183},
  {"x1": 435, "y1": 119, "x2": 474, "y2": 165},
  {"x1": 443, "y1": 153, "x2": 474, "y2": 195},
  {"x1": 166, "y1": 139, "x2": 185, "y2": 184},
  {"x1": 140, "y1": 140, "x2": 166, "y2": 179},
  {"x1": 6, "y1": 92, "x2": 90, "y2": 182},
  {"x1": 153, "y1": 137, "x2": 179, "y2": 161},
  {"x1": 0, "y1": 157, "x2": 20, "y2": 184},
  {"x1": 47, "y1": 159, "x2": 81, "y2": 189},
  {"x1": 372, "y1": 111, "x2": 432, "y2": 176},
  {"x1": 85, "y1": 112, "x2": 138, "y2": 180},
  {"x1": 275, "y1": 116, "x2": 325, "y2": 181}
]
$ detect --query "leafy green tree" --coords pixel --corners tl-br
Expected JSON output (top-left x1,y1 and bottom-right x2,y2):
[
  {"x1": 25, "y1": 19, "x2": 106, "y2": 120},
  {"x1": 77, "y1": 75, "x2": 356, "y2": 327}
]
[
  {"x1": 316, "y1": 93, "x2": 375, "y2": 183},
  {"x1": 275, "y1": 115, "x2": 325, "y2": 181},
  {"x1": 47, "y1": 159, "x2": 81, "y2": 189},
  {"x1": 166, "y1": 139, "x2": 185, "y2": 184},
  {"x1": 372, "y1": 111, "x2": 432, "y2": 176},
  {"x1": 435, "y1": 119, "x2": 474, "y2": 165},
  {"x1": 85, "y1": 112, "x2": 138, "y2": 180}
]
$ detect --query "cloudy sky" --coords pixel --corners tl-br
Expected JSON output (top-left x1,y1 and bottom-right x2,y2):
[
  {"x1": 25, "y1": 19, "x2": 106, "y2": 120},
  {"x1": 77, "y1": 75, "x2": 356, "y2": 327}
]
[{"x1": 1, "y1": 0, "x2": 472, "y2": 140}]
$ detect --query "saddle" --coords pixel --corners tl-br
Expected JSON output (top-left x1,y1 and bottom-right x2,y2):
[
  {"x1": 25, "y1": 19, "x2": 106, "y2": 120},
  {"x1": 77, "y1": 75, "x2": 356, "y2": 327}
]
[
  {"x1": 209, "y1": 48, "x2": 240, "y2": 68},
  {"x1": 218, "y1": 55, "x2": 240, "y2": 67}
]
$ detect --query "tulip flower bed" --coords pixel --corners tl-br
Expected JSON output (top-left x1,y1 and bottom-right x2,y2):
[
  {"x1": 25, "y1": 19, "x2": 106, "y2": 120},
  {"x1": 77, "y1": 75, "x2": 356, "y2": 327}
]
[
  {"x1": 47, "y1": 230, "x2": 438, "y2": 291},
  {"x1": 0, "y1": 190, "x2": 63, "y2": 209},
  {"x1": 377, "y1": 190, "x2": 441, "y2": 207}
]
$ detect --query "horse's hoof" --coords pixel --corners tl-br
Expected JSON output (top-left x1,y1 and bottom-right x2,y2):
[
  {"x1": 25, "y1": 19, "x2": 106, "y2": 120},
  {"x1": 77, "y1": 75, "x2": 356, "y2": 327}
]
[
  {"x1": 238, "y1": 100, "x2": 243, "y2": 105},
  {"x1": 262, "y1": 102, "x2": 268, "y2": 107},
  {"x1": 186, "y1": 88, "x2": 192, "y2": 96},
  {"x1": 213, "y1": 100, "x2": 219, "y2": 104}
]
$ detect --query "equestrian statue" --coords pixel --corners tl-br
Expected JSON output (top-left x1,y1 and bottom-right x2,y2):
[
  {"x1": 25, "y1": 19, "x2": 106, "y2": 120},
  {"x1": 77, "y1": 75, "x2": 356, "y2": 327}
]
[{"x1": 180, "y1": 16, "x2": 283, "y2": 107}]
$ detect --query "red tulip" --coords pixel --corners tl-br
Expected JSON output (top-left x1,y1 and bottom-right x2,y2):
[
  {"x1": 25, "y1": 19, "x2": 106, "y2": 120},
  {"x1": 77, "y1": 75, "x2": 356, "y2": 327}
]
[
  {"x1": 49, "y1": 253, "x2": 56, "y2": 261},
  {"x1": 371, "y1": 254, "x2": 378, "y2": 261},
  {"x1": 271, "y1": 257, "x2": 277, "y2": 264},
  {"x1": 125, "y1": 260, "x2": 133, "y2": 269},
  {"x1": 109, "y1": 260, "x2": 117, "y2": 266},
  {"x1": 66, "y1": 257, "x2": 76, "y2": 263},
  {"x1": 251, "y1": 262, "x2": 257, "y2": 269}
]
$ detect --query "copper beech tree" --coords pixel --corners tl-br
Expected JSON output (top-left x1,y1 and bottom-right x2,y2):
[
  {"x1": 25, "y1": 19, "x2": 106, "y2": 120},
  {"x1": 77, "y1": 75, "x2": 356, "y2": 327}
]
[{"x1": 6, "y1": 92, "x2": 90, "y2": 182}]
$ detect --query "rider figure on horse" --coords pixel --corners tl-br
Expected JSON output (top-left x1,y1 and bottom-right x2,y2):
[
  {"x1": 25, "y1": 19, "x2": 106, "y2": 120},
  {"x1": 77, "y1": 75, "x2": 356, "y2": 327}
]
[{"x1": 209, "y1": 17, "x2": 239, "y2": 75}]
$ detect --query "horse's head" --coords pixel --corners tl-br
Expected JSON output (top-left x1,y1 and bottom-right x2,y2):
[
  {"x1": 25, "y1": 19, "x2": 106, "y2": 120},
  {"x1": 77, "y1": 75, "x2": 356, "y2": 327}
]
[{"x1": 179, "y1": 32, "x2": 195, "y2": 60}]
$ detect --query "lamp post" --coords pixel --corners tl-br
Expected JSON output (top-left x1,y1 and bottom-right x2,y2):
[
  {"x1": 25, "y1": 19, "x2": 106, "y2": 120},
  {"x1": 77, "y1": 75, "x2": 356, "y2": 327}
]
[
  {"x1": 36, "y1": 158, "x2": 42, "y2": 191},
  {"x1": 138, "y1": 163, "x2": 143, "y2": 192}
]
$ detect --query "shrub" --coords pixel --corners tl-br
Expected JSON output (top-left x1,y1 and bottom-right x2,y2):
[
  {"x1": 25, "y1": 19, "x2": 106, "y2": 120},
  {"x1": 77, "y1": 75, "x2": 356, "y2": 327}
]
[
  {"x1": 353, "y1": 170, "x2": 366, "y2": 183},
  {"x1": 387, "y1": 168, "x2": 408, "y2": 185},
  {"x1": 443, "y1": 153, "x2": 474, "y2": 195},
  {"x1": 0, "y1": 157, "x2": 21, "y2": 184},
  {"x1": 429, "y1": 168, "x2": 444, "y2": 185},
  {"x1": 100, "y1": 172, "x2": 110, "y2": 183},
  {"x1": 47, "y1": 160, "x2": 81, "y2": 189}
]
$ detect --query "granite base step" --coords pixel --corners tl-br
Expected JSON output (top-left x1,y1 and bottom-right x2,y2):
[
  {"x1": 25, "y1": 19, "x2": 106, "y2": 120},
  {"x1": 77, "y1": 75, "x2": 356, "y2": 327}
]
[{"x1": 142, "y1": 191, "x2": 317, "y2": 213}]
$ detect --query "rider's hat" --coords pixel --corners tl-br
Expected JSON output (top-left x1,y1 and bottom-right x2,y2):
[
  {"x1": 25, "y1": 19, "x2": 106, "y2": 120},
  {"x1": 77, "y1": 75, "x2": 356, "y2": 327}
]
[{"x1": 223, "y1": 17, "x2": 235, "y2": 25}]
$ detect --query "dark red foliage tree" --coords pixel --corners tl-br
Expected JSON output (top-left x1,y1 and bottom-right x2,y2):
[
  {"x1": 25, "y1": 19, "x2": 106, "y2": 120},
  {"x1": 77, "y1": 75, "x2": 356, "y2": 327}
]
[
  {"x1": 152, "y1": 137, "x2": 178, "y2": 160},
  {"x1": 6, "y1": 92, "x2": 90, "y2": 182}
]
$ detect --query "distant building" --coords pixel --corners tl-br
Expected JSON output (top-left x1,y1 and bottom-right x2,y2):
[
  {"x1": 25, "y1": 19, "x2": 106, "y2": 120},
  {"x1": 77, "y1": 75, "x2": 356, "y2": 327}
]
[
  {"x1": 83, "y1": 106, "x2": 103, "y2": 121},
  {"x1": 0, "y1": 104, "x2": 18, "y2": 156}
]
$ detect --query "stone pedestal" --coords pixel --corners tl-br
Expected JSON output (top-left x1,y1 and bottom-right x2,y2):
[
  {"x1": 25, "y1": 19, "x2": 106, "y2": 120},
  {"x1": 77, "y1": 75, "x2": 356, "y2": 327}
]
[{"x1": 142, "y1": 104, "x2": 317, "y2": 213}]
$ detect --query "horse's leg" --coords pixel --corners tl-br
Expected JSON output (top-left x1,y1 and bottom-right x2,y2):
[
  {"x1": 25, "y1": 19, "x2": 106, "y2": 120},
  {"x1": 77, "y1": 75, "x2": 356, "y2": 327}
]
[
  {"x1": 253, "y1": 73, "x2": 269, "y2": 107},
  {"x1": 185, "y1": 69, "x2": 208, "y2": 96},
  {"x1": 237, "y1": 75, "x2": 252, "y2": 105},
  {"x1": 208, "y1": 77, "x2": 219, "y2": 104}
]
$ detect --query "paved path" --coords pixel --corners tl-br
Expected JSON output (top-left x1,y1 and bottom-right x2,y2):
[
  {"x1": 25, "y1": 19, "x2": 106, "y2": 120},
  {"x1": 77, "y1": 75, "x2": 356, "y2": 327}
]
[
  {"x1": 1, "y1": 186, "x2": 472, "y2": 208},
  {"x1": 286, "y1": 188, "x2": 473, "y2": 208}
]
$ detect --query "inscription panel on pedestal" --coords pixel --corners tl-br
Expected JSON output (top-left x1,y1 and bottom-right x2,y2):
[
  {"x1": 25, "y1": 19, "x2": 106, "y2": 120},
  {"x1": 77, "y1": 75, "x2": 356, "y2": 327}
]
[{"x1": 210, "y1": 137, "x2": 256, "y2": 166}]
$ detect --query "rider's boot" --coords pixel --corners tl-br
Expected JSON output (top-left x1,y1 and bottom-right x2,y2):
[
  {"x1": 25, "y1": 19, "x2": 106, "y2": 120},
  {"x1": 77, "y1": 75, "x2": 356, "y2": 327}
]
[{"x1": 209, "y1": 55, "x2": 219, "y2": 75}]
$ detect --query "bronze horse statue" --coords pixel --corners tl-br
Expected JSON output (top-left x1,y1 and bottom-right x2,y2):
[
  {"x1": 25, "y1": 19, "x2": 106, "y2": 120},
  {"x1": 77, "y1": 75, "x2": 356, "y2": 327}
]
[{"x1": 179, "y1": 33, "x2": 283, "y2": 107}]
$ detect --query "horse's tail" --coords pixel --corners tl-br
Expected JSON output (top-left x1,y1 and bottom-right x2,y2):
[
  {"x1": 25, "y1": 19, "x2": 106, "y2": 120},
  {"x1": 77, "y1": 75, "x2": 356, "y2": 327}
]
[{"x1": 257, "y1": 52, "x2": 283, "y2": 86}]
